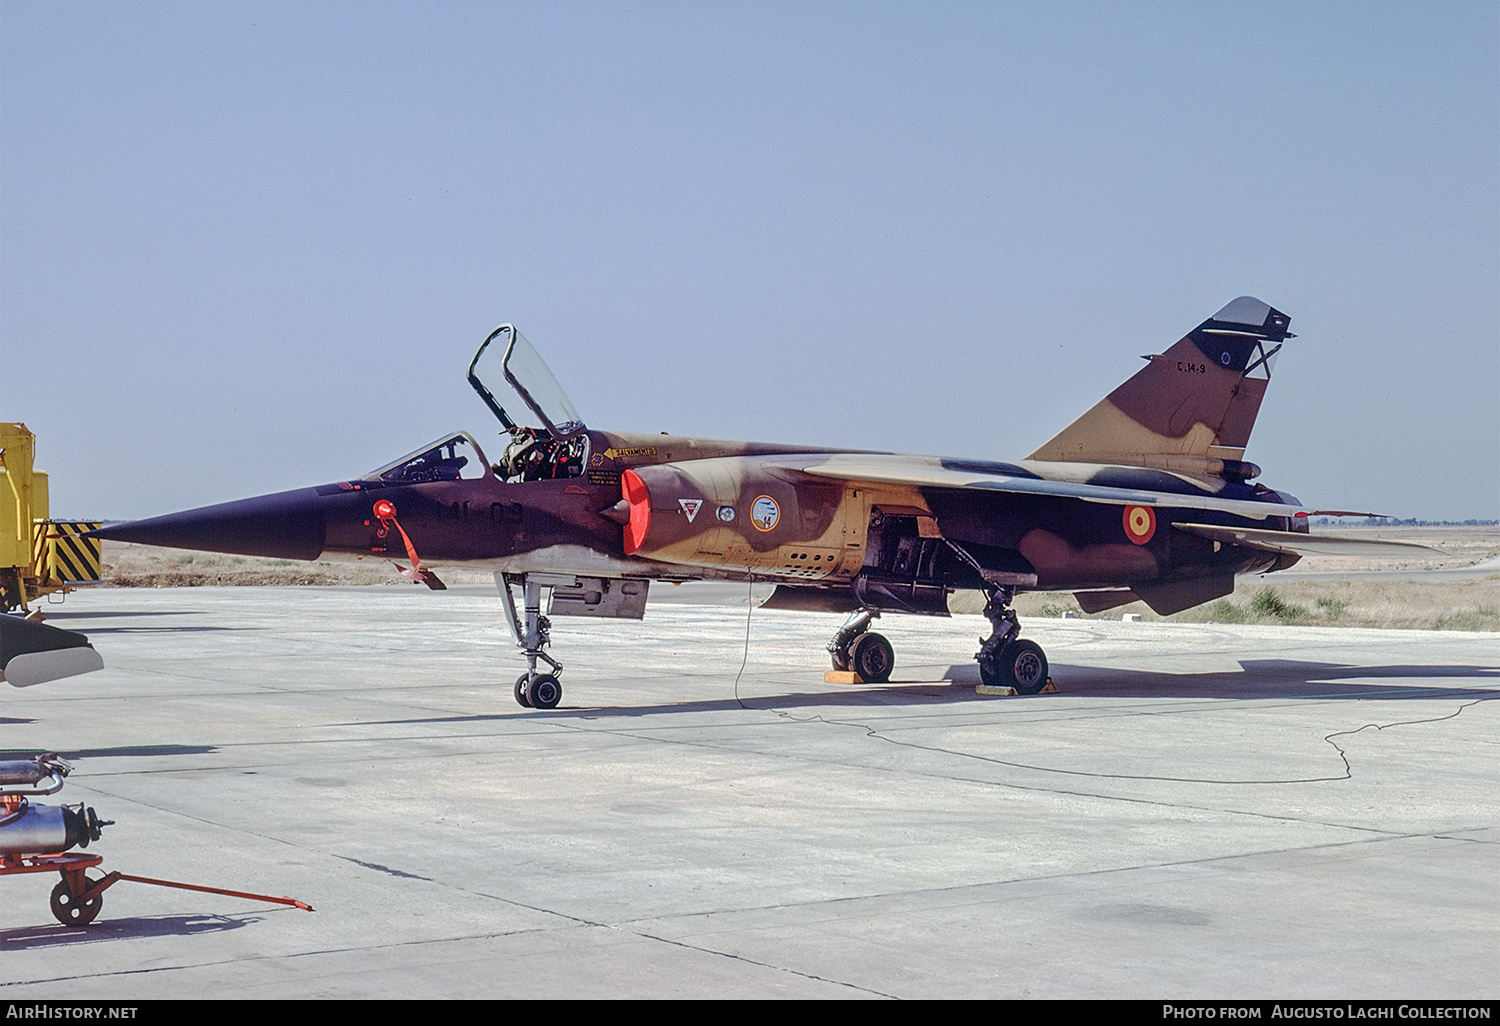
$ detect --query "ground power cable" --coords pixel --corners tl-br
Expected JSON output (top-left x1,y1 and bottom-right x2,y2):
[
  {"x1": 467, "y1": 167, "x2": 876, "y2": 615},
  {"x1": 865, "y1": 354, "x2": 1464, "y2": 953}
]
[
  {"x1": 726, "y1": 588, "x2": 1495, "y2": 784},
  {"x1": 818, "y1": 695, "x2": 1496, "y2": 786},
  {"x1": 731, "y1": 575, "x2": 756, "y2": 708}
]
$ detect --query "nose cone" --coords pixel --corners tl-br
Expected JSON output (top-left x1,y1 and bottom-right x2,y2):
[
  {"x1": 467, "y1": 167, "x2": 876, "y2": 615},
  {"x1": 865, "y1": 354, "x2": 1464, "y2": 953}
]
[{"x1": 89, "y1": 487, "x2": 327, "y2": 561}]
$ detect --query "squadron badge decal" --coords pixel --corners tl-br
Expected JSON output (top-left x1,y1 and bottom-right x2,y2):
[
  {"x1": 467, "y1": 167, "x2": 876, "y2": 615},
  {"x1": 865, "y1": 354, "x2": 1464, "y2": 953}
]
[{"x1": 750, "y1": 495, "x2": 780, "y2": 532}]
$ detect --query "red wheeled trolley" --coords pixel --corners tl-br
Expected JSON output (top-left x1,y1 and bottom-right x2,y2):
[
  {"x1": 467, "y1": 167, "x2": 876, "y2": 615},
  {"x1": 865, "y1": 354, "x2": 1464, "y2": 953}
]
[
  {"x1": 1, "y1": 755, "x2": 311, "y2": 926},
  {"x1": 1, "y1": 851, "x2": 108, "y2": 925}
]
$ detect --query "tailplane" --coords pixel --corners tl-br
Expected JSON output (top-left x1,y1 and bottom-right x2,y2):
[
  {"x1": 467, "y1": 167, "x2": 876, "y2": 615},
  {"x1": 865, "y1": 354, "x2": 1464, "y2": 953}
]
[{"x1": 1028, "y1": 297, "x2": 1292, "y2": 477}]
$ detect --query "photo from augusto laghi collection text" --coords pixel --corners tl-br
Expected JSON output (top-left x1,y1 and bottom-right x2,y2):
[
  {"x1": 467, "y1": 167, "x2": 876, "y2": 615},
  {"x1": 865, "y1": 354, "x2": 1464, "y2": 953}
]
[{"x1": 1163, "y1": 1007, "x2": 1493, "y2": 1020}]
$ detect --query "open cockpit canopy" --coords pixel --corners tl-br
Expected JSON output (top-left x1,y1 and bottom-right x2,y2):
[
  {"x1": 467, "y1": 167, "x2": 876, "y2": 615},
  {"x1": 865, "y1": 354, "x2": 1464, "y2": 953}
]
[{"x1": 467, "y1": 325, "x2": 586, "y2": 440}]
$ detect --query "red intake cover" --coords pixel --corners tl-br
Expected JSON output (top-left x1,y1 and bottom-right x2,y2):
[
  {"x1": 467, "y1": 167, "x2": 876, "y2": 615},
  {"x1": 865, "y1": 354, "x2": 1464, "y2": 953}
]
[{"x1": 622, "y1": 469, "x2": 651, "y2": 555}]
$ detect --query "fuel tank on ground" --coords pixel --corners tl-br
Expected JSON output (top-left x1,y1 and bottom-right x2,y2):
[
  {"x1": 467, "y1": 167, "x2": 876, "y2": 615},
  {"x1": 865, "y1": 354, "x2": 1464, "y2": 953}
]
[{"x1": 0, "y1": 803, "x2": 105, "y2": 854}]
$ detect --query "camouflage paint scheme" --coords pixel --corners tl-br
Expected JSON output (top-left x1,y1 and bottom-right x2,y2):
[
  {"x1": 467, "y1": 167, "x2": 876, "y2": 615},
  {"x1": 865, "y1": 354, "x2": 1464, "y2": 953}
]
[
  {"x1": 95, "y1": 298, "x2": 1424, "y2": 700},
  {"x1": 362, "y1": 297, "x2": 1301, "y2": 613}
]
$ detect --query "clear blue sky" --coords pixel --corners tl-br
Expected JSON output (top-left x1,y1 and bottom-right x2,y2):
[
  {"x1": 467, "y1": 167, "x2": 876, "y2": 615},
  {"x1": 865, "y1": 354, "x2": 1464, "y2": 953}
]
[{"x1": 3, "y1": 2, "x2": 1496, "y2": 521}]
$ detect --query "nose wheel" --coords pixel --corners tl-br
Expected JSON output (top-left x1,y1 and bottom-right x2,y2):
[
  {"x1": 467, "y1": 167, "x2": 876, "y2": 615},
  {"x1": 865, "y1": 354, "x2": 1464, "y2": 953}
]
[{"x1": 513, "y1": 672, "x2": 562, "y2": 709}]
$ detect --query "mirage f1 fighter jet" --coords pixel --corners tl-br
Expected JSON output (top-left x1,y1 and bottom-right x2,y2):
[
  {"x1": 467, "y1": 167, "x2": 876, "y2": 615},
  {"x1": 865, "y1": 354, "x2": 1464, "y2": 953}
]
[{"x1": 92, "y1": 298, "x2": 1424, "y2": 708}]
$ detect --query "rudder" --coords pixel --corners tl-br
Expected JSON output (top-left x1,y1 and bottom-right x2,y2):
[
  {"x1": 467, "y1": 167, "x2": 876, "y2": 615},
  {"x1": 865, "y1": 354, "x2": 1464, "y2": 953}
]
[{"x1": 1027, "y1": 297, "x2": 1292, "y2": 474}]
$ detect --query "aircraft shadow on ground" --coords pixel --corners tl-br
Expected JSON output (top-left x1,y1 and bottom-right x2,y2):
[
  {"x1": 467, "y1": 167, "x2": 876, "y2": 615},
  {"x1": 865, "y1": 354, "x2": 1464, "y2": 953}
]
[
  {"x1": 355, "y1": 658, "x2": 1499, "y2": 726},
  {"x1": 0, "y1": 912, "x2": 260, "y2": 949},
  {"x1": 23, "y1": 609, "x2": 251, "y2": 634},
  {"x1": 62, "y1": 625, "x2": 247, "y2": 635},
  {"x1": 989, "y1": 659, "x2": 1500, "y2": 702},
  {"x1": 32, "y1": 610, "x2": 210, "y2": 620},
  {"x1": 0, "y1": 745, "x2": 220, "y2": 760}
]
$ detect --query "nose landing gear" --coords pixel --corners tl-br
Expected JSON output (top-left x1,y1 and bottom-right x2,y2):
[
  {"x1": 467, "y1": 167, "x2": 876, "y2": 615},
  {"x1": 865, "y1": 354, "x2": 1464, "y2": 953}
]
[{"x1": 497, "y1": 573, "x2": 564, "y2": 709}]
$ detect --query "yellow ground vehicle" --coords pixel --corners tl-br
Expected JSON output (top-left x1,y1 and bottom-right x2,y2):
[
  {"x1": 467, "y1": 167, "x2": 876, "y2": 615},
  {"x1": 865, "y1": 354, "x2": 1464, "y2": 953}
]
[{"x1": 1, "y1": 423, "x2": 100, "y2": 613}]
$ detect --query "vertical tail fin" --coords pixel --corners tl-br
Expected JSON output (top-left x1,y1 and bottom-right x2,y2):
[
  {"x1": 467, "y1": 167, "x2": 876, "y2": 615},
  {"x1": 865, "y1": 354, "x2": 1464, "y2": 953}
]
[{"x1": 1027, "y1": 297, "x2": 1292, "y2": 474}]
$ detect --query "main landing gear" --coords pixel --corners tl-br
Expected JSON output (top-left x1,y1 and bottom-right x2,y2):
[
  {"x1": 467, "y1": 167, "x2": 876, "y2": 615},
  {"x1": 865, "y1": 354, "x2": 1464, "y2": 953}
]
[
  {"x1": 496, "y1": 573, "x2": 564, "y2": 709},
  {"x1": 974, "y1": 586, "x2": 1049, "y2": 693},
  {"x1": 827, "y1": 610, "x2": 895, "y2": 683},
  {"x1": 826, "y1": 586, "x2": 1050, "y2": 694}
]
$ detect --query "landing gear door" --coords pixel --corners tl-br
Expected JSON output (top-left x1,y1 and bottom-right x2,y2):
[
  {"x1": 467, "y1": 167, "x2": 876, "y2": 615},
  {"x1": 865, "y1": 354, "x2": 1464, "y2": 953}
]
[
  {"x1": 532, "y1": 574, "x2": 649, "y2": 620},
  {"x1": 467, "y1": 325, "x2": 586, "y2": 440}
]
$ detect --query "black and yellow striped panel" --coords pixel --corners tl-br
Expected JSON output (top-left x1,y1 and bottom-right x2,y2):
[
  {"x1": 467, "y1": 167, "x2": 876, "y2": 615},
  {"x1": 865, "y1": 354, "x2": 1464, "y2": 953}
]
[{"x1": 37, "y1": 521, "x2": 103, "y2": 583}]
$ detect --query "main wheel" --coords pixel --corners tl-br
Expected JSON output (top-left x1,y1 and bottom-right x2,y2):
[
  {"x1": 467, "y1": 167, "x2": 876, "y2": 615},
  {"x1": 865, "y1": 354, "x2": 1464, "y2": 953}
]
[
  {"x1": 998, "y1": 639, "x2": 1048, "y2": 694},
  {"x1": 525, "y1": 673, "x2": 562, "y2": 709},
  {"x1": 51, "y1": 875, "x2": 103, "y2": 926},
  {"x1": 848, "y1": 632, "x2": 894, "y2": 683},
  {"x1": 514, "y1": 674, "x2": 533, "y2": 708}
]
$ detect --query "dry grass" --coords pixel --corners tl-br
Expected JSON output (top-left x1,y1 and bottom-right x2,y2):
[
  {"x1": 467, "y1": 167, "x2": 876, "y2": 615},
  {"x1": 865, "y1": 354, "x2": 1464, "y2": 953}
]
[
  {"x1": 1175, "y1": 580, "x2": 1499, "y2": 631},
  {"x1": 1018, "y1": 525, "x2": 1500, "y2": 632},
  {"x1": 1018, "y1": 580, "x2": 1500, "y2": 632},
  {"x1": 1270, "y1": 524, "x2": 1500, "y2": 574},
  {"x1": 99, "y1": 541, "x2": 496, "y2": 589},
  {"x1": 103, "y1": 543, "x2": 387, "y2": 587}
]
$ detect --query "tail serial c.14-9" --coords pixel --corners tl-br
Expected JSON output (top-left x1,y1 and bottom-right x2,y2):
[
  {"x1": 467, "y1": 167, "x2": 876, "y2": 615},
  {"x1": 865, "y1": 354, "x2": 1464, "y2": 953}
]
[{"x1": 91, "y1": 298, "x2": 1432, "y2": 708}]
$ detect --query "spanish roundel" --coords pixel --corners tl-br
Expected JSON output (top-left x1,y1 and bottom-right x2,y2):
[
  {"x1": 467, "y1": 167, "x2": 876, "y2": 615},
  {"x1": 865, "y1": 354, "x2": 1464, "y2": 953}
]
[{"x1": 1123, "y1": 505, "x2": 1156, "y2": 545}]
